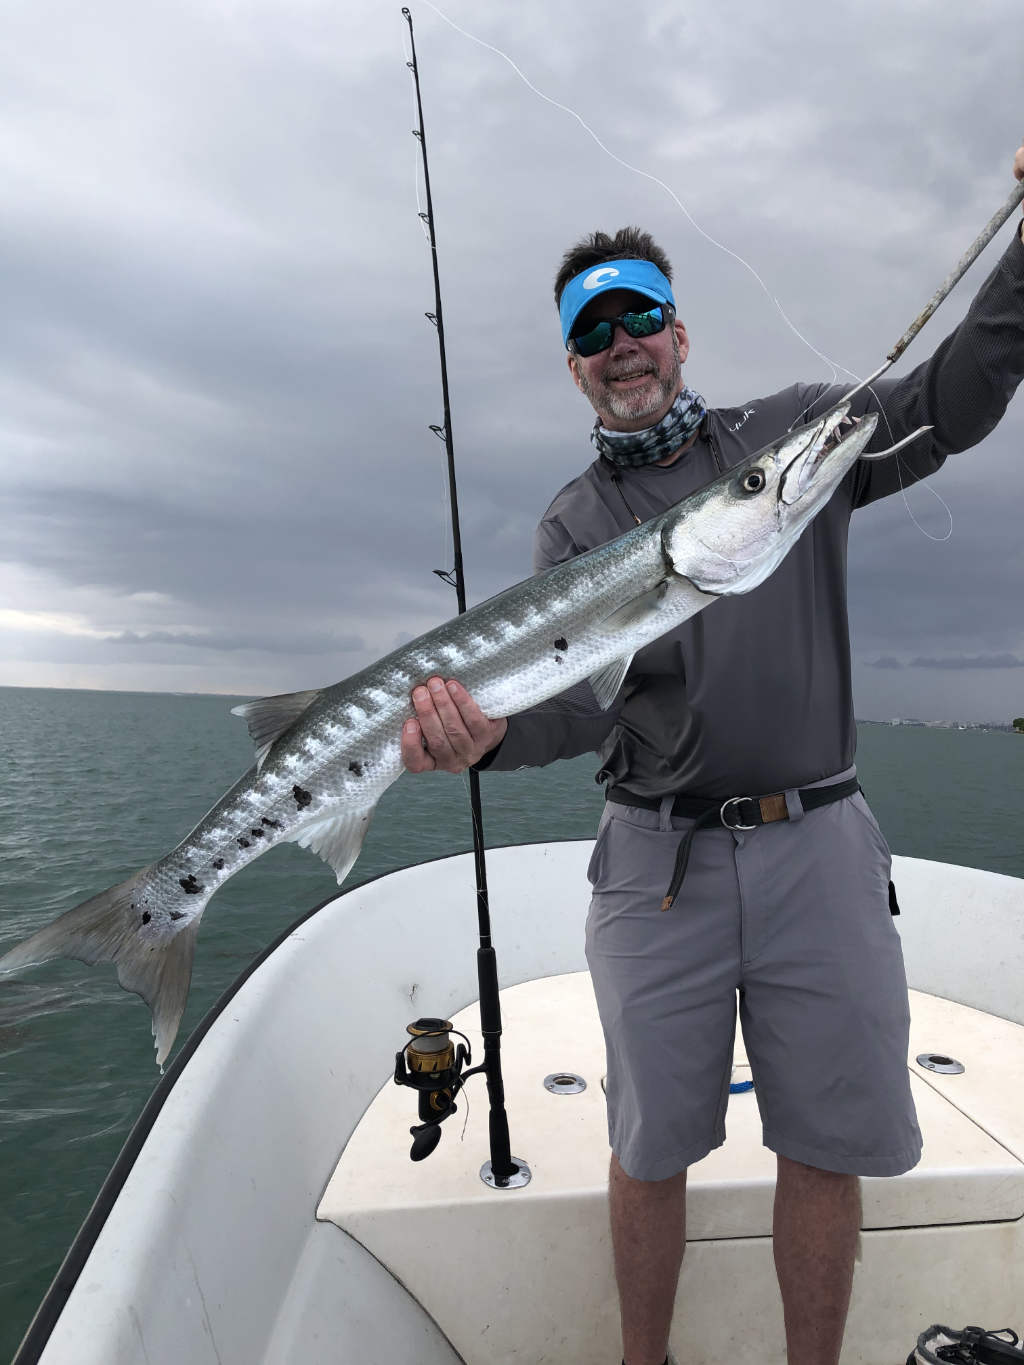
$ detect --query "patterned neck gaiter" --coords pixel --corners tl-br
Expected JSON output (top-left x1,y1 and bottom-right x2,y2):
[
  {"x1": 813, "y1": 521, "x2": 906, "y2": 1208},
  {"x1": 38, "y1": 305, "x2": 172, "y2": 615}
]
[{"x1": 591, "y1": 385, "x2": 707, "y2": 467}]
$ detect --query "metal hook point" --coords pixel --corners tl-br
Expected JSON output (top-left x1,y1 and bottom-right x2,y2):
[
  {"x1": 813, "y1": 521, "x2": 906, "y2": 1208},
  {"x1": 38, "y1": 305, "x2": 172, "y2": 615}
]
[{"x1": 860, "y1": 425, "x2": 933, "y2": 463}]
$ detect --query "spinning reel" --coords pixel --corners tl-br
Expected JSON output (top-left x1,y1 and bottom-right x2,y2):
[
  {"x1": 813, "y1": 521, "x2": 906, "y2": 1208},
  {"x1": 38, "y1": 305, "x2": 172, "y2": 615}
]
[{"x1": 393, "y1": 1017, "x2": 476, "y2": 1162}]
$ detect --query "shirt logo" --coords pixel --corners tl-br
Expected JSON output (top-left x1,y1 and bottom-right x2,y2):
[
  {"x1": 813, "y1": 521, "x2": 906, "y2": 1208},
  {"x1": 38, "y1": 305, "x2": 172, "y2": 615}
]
[{"x1": 582, "y1": 267, "x2": 620, "y2": 291}]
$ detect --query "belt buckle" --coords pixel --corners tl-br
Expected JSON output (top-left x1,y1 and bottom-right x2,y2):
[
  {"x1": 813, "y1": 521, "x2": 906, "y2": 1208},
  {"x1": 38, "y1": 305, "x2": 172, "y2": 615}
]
[{"x1": 720, "y1": 795, "x2": 757, "y2": 830}]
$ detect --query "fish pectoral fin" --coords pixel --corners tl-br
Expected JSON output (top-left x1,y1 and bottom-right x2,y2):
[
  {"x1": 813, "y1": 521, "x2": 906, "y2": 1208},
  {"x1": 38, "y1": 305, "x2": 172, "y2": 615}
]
[
  {"x1": 231, "y1": 689, "x2": 323, "y2": 770},
  {"x1": 585, "y1": 581, "x2": 670, "y2": 708},
  {"x1": 587, "y1": 656, "x2": 634, "y2": 709},
  {"x1": 599, "y1": 580, "x2": 669, "y2": 633},
  {"x1": 292, "y1": 805, "x2": 376, "y2": 885}
]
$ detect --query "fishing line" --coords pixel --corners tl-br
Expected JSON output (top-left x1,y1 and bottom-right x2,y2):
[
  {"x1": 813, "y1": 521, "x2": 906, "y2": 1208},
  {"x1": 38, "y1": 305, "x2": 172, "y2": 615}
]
[
  {"x1": 461, "y1": 767, "x2": 486, "y2": 855},
  {"x1": 415, "y1": 1, "x2": 958, "y2": 542},
  {"x1": 400, "y1": 24, "x2": 431, "y2": 243},
  {"x1": 458, "y1": 1066, "x2": 472, "y2": 1143},
  {"x1": 890, "y1": 458, "x2": 954, "y2": 541},
  {"x1": 401, "y1": 19, "x2": 455, "y2": 576},
  {"x1": 439, "y1": 461, "x2": 452, "y2": 572},
  {"x1": 401, "y1": 15, "x2": 454, "y2": 563},
  {"x1": 417, "y1": 0, "x2": 849, "y2": 386},
  {"x1": 788, "y1": 382, "x2": 954, "y2": 543}
]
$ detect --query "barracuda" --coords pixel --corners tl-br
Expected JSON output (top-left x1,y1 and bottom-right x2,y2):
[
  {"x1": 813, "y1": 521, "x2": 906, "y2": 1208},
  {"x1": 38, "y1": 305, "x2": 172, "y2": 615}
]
[{"x1": 1, "y1": 401, "x2": 910, "y2": 1063}]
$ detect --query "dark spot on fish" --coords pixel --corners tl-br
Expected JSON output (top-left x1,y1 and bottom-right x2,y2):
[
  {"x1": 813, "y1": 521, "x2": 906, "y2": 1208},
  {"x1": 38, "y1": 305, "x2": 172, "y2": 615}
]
[
  {"x1": 141, "y1": 912, "x2": 152, "y2": 925},
  {"x1": 261, "y1": 817, "x2": 280, "y2": 829},
  {"x1": 250, "y1": 827, "x2": 265, "y2": 839},
  {"x1": 293, "y1": 784, "x2": 313, "y2": 808},
  {"x1": 348, "y1": 761, "x2": 363, "y2": 777},
  {"x1": 554, "y1": 655, "x2": 564, "y2": 664},
  {"x1": 237, "y1": 836, "x2": 251, "y2": 848},
  {"x1": 212, "y1": 858, "x2": 225, "y2": 870},
  {"x1": 170, "y1": 911, "x2": 184, "y2": 922},
  {"x1": 554, "y1": 637, "x2": 568, "y2": 651},
  {"x1": 179, "y1": 875, "x2": 203, "y2": 895}
]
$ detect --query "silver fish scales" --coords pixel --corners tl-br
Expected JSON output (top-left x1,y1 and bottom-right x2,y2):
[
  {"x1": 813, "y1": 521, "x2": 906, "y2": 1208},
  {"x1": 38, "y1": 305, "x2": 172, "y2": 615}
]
[{"x1": 2, "y1": 400, "x2": 918, "y2": 1063}]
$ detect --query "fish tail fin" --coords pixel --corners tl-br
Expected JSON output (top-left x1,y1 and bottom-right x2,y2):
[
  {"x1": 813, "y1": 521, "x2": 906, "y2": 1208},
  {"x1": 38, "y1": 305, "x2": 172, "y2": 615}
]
[
  {"x1": 118, "y1": 917, "x2": 202, "y2": 1068},
  {"x1": 0, "y1": 868, "x2": 202, "y2": 1066}
]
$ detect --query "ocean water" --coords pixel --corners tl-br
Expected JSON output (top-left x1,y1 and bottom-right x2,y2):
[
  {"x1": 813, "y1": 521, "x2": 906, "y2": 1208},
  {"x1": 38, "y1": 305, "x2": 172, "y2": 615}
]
[{"x1": 1, "y1": 685, "x2": 1022, "y2": 1359}]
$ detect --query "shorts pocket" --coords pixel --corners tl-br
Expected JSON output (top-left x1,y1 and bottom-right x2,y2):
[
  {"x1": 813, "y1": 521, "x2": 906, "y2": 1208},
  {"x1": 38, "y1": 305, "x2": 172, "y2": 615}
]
[
  {"x1": 848, "y1": 791, "x2": 893, "y2": 868},
  {"x1": 586, "y1": 807, "x2": 614, "y2": 886},
  {"x1": 845, "y1": 793, "x2": 900, "y2": 927}
]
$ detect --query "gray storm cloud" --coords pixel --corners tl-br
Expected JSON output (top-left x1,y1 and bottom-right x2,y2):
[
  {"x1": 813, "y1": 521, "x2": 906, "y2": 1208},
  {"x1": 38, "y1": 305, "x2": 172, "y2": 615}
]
[{"x1": 2, "y1": 0, "x2": 1022, "y2": 721}]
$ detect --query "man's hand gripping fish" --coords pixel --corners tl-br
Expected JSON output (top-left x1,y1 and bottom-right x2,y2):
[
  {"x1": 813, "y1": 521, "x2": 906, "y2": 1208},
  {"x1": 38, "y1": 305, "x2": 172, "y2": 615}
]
[{"x1": 0, "y1": 402, "x2": 924, "y2": 1064}]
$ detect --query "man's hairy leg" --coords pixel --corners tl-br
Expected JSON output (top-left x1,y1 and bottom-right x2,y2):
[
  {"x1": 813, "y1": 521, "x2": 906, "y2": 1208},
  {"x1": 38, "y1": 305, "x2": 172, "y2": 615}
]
[
  {"x1": 773, "y1": 1154, "x2": 861, "y2": 1365},
  {"x1": 610, "y1": 1153, "x2": 687, "y2": 1365}
]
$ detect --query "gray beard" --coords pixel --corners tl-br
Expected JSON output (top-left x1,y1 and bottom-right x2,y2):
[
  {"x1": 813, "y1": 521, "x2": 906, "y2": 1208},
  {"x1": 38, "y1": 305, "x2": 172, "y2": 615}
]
[{"x1": 577, "y1": 332, "x2": 682, "y2": 425}]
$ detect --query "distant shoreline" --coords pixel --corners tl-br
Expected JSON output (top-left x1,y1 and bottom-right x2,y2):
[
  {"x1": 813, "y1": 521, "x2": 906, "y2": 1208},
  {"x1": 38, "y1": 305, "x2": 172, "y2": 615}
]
[
  {"x1": 0, "y1": 681, "x2": 249, "y2": 700},
  {"x1": 857, "y1": 717, "x2": 1019, "y2": 733},
  {"x1": 1, "y1": 685, "x2": 1017, "y2": 731}
]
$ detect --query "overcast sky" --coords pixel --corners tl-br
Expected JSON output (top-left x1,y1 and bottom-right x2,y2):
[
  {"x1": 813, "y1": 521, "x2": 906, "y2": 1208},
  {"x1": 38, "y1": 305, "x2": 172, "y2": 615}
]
[{"x1": 2, "y1": 0, "x2": 1022, "y2": 722}]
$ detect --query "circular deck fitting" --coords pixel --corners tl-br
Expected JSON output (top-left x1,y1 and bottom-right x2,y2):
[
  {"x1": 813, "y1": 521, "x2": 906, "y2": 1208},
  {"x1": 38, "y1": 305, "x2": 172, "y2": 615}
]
[
  {"x1": 544, "y1": 1072, "x2": 587, "y2": 1095},
  {"x1": 480, "y1": 1156, "x2": 532, "y2": 1189},
  {"x1": 916, "y1": 1052, "x2": 965, "y2": 1075}
]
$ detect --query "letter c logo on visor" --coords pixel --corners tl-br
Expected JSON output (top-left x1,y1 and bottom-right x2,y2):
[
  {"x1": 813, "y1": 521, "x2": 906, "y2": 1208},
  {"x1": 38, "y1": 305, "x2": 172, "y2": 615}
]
[{"x1": 582, "y1": 267, "x2": 620, "y2": 291}]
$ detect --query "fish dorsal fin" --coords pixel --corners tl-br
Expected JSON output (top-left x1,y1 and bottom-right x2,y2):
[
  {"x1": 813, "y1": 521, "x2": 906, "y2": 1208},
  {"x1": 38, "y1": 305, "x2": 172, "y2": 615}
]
[
  {"x1": 231, "y1": 689, "x2": 322, "y2": 770},
  {"x1": 291, "y1": 805, "x2": 376, "y2": 885},
  {"x1": 588, "y1": 656, "x2": 634, "y2": 709}
]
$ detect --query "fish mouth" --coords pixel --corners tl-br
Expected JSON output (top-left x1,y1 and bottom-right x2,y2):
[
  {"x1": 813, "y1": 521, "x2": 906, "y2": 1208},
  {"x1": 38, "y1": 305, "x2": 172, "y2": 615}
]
[
  {"x1": 668, "y1": 401, "x2": 884, "y2": 600},
  {"x1": 779, "y1": 402, "x2": 875, "y2": 506}
]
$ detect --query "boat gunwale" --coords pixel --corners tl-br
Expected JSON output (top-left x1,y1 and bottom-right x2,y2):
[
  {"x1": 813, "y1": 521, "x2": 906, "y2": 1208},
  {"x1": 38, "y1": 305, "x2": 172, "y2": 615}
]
[
  {"x1": 11, "y1": 843, "x2": 1023, "y2": 1362},
  {"x1": 11, "y1": 839, "x2": 592, "y2": 1365}
]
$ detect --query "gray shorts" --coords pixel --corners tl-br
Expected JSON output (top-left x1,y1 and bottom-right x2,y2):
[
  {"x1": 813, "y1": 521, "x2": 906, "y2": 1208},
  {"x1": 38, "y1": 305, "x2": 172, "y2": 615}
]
[{"x1": 584, "y1": 775, "x2": 923, "y2": 1181}]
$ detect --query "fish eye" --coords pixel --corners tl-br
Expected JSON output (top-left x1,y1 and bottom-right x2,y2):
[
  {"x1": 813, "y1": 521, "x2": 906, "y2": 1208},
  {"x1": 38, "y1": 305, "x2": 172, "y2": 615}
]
[{"x1": 739, "y1": 468, "x2": 766, "y2": 494}]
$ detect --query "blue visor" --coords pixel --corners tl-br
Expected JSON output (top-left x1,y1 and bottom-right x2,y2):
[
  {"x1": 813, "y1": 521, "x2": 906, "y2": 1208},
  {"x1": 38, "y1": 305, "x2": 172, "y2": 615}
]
[{"x1": 559, "y1": 258, "x2": 675, "y2": 348}]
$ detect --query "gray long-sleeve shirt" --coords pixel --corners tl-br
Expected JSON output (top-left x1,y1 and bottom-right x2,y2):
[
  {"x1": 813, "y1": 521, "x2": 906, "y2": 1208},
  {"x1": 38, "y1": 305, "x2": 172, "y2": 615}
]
[{"x1": 484, "y1": 230, "x2": 1024, "y2": 799}]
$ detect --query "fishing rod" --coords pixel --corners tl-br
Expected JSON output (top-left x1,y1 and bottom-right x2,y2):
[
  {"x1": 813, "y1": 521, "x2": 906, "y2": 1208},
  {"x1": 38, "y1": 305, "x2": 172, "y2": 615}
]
[
  {"x1": 847, "y1": 178, "x2": 1024, "y2": 402},
  {"x1": 394, "y1": 6, "x2": 528, "y2": 1191}
]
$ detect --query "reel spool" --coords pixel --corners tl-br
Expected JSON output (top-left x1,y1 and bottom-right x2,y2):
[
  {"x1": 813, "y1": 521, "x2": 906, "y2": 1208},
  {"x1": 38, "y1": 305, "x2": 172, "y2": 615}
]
[{"x1": 394, "y1": 1017, "x2": 472, "y2": 1161}]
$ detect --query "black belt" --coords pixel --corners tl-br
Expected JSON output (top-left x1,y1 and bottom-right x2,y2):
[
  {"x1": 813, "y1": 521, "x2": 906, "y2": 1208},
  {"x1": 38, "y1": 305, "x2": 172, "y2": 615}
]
[{"x1": 607, "y1": 777, "x2": 862, "y2": 910}]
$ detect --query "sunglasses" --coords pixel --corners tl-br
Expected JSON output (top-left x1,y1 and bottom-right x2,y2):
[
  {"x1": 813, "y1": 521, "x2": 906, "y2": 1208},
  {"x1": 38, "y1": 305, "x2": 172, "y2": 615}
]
[{"x1": 569, "y1": 304, "x2": 670, "y2": 358}]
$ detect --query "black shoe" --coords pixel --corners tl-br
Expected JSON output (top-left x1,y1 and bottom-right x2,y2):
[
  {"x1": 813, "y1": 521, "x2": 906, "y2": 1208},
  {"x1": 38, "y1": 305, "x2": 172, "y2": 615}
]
[{"x1": 907, "y1": 1325, "x2": 1024, "y2": 1364}]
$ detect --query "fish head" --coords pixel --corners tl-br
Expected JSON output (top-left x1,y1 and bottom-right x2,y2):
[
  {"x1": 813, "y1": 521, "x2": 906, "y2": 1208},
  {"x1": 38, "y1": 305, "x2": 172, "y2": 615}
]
[{"x1": 662, "y1": 401, "x2": 878, "y2": 595}]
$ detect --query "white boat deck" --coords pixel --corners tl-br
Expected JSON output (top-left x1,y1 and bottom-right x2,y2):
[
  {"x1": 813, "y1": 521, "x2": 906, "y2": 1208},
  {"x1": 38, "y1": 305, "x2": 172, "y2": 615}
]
[
  {"x1": 320, "y1": 972, "x2": 1024, "y2": 1364},
  {"x1": 25, "y1": 844, "x2": 1024, "y2": 1365}
]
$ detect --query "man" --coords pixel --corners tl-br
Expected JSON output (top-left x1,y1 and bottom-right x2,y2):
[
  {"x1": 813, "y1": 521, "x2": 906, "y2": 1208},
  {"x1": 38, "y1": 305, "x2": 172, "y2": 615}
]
[{"x1": 400, "y1": 146, "x2": 1024, "y2": 1365}]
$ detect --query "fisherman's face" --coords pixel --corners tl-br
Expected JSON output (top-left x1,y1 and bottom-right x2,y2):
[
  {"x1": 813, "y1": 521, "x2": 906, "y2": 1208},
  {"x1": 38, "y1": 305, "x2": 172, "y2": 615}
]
[{"x1": 567, "y1": 288, "x2": 689, "y2": 432}]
